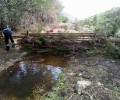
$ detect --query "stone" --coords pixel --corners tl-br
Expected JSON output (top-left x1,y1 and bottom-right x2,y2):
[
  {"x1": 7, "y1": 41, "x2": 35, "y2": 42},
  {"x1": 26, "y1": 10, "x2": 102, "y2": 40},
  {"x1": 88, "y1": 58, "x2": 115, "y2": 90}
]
[
  {"x1": 67, "y1": 72, "x2": 75, "y2": 76},
  {"x1": 97, "y1": 82, "x2": 104, "y2": 86},
  {"x1": 78, "y1": 73, "x2": 82, "y2": 76},
  {"x1": 76, "y1": 80, "x2": 91, "y2": 94}
]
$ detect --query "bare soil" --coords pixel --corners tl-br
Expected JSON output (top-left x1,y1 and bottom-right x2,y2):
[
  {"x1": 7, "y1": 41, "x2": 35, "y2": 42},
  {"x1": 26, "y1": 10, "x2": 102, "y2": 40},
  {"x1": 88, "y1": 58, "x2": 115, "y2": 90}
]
[
  {"x1": 0, "y1": 43, "x2": 120, "y2": 100},
  {"x1": 62, "y1": 55, "x2": 120, "y2": 100},
  {"x1": 0, "y1": 47, "x2": 26, "y2": 72}
]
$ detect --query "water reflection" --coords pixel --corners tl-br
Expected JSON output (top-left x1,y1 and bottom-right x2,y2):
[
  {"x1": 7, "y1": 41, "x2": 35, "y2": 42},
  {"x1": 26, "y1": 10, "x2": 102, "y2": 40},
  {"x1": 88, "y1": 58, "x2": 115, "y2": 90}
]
[
  {"x1": 8, "y1": 61, "x2": 62, "y2": 85},
  {"x1": 0, "y1": 53, "x2": 68, "y2": 99},
  {"x1": 47, "y1": 65, "x2": 62, "y2": 82}
]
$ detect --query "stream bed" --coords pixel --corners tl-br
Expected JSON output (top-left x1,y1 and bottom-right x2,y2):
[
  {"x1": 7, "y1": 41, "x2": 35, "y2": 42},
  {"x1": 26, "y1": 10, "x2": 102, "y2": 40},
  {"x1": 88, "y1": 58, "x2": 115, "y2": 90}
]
[{"x1": 0, "y1": 53, "x2": 68, "y2": 100}]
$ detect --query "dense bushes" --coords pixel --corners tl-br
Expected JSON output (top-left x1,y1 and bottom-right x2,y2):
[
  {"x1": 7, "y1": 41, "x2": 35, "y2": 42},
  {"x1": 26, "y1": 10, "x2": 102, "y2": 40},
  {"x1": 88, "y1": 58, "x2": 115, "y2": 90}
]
[
  {"x1": 0, "y1": 0, "x2": 63, "y2": 30},
  {"x1": 79, "y1": 7, "x2": 120, "y2": 59},
  {"x1": 80, "y1": 7, "x2": 120, "y2": 37},
  {"x1": 57, "y1": 14, "x2": 69, "y2": 23},
  {"x1": 85, "y1": 39, "x2": 120, "y2": 59},
  {"x1": 104, "y1": 40, "x2": 120, "y2": 59},
  {"x1": 95, "y1": 21, "x2": 118, "y2": 37},
  {"x1": 38, "y1": 36, "x2": 46, "y2": 45},
  {"x1": 115, "y1": 29, "x2": 120, "y2": 37}
]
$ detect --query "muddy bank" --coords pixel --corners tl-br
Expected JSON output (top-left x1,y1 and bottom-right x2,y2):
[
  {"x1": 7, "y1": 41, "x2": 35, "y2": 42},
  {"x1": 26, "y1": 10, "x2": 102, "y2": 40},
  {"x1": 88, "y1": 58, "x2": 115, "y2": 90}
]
[
  {"x1": 0, "y1": 51, "x2": 69, "y2": 100},
  {"x1": 0, "y1": 48, "x2": 26, "y2": 72},
  {"x1": 44, "y1": 55, "x2": 120, "y2": 100},
  {"x1": 0, "y1": 44, "x2": 120, "y2": 100}
]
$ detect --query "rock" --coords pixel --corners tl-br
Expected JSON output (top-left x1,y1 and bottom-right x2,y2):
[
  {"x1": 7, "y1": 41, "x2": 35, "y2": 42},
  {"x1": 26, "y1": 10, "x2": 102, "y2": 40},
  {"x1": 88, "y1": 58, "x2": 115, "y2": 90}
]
[
  {"x1": 76, "y1": 80, "x2": 91, "y2": 94},
  {"x1": 96, "y1": 82, "x2": 104, "y2": 87},
  {"x1": 79, "y1": 73, "x2": 82, "y2": 76},
  {"x1": 67, "y1": 72, "x2": 75, "y2": 76}
]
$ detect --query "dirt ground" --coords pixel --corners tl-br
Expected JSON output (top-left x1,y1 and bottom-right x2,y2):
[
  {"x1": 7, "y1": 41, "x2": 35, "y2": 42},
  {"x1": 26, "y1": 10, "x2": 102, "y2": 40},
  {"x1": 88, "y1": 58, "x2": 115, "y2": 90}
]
[
  {"x1": 0, "y1": 46, "x2": 26, "y2": 72},
  {"x1": 61, "y1": 55, "x2": 120, "y2": 100},
  {"x1": 0, "y1": 42, "x2": 120, "y2": 100}
]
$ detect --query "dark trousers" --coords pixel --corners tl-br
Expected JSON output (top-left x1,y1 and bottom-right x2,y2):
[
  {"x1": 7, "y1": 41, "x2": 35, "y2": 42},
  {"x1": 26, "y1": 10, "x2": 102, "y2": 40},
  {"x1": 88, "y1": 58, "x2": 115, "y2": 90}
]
[{"x1": 3, "y1": 30, "x2": 14, "y2": 46}]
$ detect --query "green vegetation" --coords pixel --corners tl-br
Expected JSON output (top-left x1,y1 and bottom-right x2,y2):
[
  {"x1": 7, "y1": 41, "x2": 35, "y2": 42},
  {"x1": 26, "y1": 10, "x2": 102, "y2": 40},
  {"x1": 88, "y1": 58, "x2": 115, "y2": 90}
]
[
  {"x1": 104, "y1": 40, "x2": 120, "y2": 59},
  {"x1": 38, "y1": 36, "x2": 46, "y2": 45},
  {"x1": 85, "y1": 40, "x2": 120, "y2": 59},
  {"x1": 41, "y1": 73, "x2": 67, "y2": 100},
  {"x1": 57, "y1": 14, "x2": 69, "y2": 23},
  {"x1": 79, "y1": 7, "x2": 120, "y2": 59},
  {"x1": 0, "y1": 0, "x2": 63, "y2": 30},
  {"x1": 80, "y1": 7, "x2": 120, "y2": 37},
  {"x1": 115, "y1": 29, "x2": 120, "y2": 37},
  {"x1": 21, "y1": 46, "x2": 31, "y2": 52},
  {"x1": 85, "y1": 49, "x2": 99, "y2": 56}
]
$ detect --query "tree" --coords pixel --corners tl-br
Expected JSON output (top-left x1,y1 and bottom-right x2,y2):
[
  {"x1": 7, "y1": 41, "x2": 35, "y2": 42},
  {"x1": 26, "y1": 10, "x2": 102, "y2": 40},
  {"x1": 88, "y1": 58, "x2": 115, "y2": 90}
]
[
  {"x1": 0, "y1": 0, "x2": 63, "y2": 30},
  {"x1": 74, "y1": 18, "x2": 80, "y2": 31},
  {"x1": 80, "y1": 7, "x2": 120, "y2": 37},
  {"x1": 57, "y1": 14, "x2": 69, "y2": 23},
  {"x1": 95, "y1": 20, "x2": 118, "y2": 37}
]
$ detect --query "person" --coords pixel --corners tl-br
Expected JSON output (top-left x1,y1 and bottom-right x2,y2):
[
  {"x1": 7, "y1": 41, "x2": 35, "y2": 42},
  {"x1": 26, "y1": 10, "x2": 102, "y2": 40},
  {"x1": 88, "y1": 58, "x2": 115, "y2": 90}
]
[{"x1": 0, "y1": 23, "x2": 15, "y2": 51}]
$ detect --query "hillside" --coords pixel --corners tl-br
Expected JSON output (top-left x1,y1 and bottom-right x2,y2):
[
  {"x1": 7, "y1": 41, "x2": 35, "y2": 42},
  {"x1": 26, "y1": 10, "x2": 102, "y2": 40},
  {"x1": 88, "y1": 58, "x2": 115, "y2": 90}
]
[{"x1": 80, "y1": 7, "x2": 120, "y2": 37}]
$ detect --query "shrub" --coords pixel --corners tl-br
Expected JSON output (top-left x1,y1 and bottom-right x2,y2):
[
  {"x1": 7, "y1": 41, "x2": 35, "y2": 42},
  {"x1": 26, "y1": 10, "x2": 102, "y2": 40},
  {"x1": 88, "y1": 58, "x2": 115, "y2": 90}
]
[
  {"x1": 104, "y1": 40, "x2": 120, "y2": 59},
  {"x1": 57, "y1": 14, "x2": 69, "y2": 23},
  {"x1": 38, "y1": 36, "x2": 46, "y2": 45},
  {"x1": 115, "y1": 29, "x2": 120, "y2": 37},
  {"x1": 21, "y1": 46, "x2": 31, "y2": 52},
  {"x1": 95, "y1": 21, "x2": 118, "y2": 37},
  {"x1": 41, "y1": 73, "x2": 67, "y2": 100},
  {"x1": 85, "y1": 49, "x2": 98, "y2": 56}
]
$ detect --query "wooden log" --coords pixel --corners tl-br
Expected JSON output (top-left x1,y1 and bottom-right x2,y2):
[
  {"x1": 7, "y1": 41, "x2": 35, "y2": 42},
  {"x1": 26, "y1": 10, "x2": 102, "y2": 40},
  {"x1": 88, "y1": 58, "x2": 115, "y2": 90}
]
[{"x1": 21, "y1": 33, "x2": 95, "y2": 37}]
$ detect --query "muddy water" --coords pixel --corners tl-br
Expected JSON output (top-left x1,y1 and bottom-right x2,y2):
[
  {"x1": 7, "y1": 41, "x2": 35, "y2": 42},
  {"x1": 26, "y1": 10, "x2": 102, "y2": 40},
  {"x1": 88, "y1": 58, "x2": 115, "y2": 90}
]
[{"x1": 0, "y1": 53, "x2": 68, "y2": 100}]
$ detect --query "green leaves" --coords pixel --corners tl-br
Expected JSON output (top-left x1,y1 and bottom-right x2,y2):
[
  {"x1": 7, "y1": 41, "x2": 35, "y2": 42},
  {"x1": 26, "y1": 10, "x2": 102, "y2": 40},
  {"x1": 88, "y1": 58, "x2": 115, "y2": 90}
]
[
  {"x1": 38, "y1": 36, "x2": 46, "y2": 45},
  {"x1": 57, "y1": 14, "x2": 69, "y2": 23},
  {"x1": 0, "y1": 0, "x2": 63, "y2": 30},
  {"x1": 81, "y1": 7, "x2": 120, "y2": 37},
  {"x1": 105, "y1": 40, "x2": 120, "y2": 59}
]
